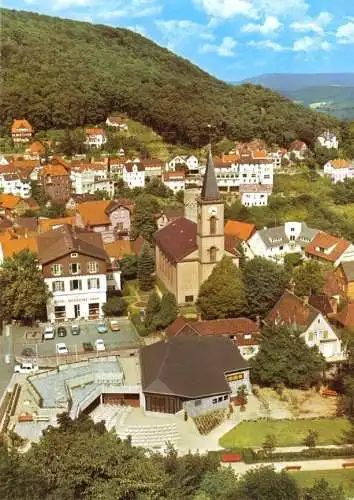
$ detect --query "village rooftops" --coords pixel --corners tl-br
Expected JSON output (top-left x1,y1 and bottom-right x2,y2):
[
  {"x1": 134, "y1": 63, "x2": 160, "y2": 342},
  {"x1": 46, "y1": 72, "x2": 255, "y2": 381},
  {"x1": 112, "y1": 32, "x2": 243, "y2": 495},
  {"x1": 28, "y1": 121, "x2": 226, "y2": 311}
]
[
  {"x1": 332, "y1": 303, "x2": 354, "y2": 328},
  {"x1": 11, "y1": 119, "x2": 33, "y2": 133},
  {"x1": 140, "y1": 336, "x2": 248, "y2": 399},
  {"x1": 341, "y1": 261, "x2": 354, "y2": 282},
  {"x1": 86, "y1": 128, "x2": 106, "y2": 135},
  {"x1": 37, "y1": 224, "x2": 107, "y2": 265},
  {"x1": 326, "y1": 159, "x2": 351, "y2": 169},
  {"x1": 154, "y1": 217, "x2": 198, "y2": 263},
  {"x1": 305, "y1": 232, "x2": 351, "y2": 263},
  {"x1": 224, "y1": 220, "x2": 256, "y2": 241},
  {"x1": 256, "y1": 223, "x2": 318, "y2": 249}
]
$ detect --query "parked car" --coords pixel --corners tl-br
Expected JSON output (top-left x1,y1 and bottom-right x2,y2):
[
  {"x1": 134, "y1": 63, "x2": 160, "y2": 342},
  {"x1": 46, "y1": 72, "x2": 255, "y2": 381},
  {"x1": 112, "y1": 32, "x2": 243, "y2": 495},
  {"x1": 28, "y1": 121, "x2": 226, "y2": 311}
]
[
  {"x1": 71, "y1": 324, "x2": 81, "y2": 335},
  {"x1": 95, "y1": 339, "x2": 105, "y2": 351},
  {"x1": 57, "y1": 326, "x2": 67, "y2": 338},
  {"x1": 43, "y1": 325, "x2": 55, "y2": 340},
  {"x1": 56, "y1": 343, "x2": 68, "y2": 355},
  {"x1": 109, "y1": 320, "x2": 120, "y2": 332},
  {"x1": 96, "y1": 322, "x2": 108, "y2": 334},
  {"x1": 21, "y1": 347, "x2": 35, "y2": 357},
  {"x1": 14, "y1": 362, "x2": 38, "y2": 374}
]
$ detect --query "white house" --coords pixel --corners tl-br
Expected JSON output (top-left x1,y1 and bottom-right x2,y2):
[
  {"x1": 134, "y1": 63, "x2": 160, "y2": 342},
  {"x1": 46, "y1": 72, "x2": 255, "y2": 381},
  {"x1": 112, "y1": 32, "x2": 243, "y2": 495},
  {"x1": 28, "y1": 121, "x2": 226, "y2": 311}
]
[
  {"x1": 266, "y1": 290, "x2": 342, "y2": 362},
  {"x1": 38, "y1": 225, "x2": 111, "y2": 321},
  {"x1": 70, "y1": 162, "x2": 114, "y2": 196},
  {"x1": 239, "y1": 184, "x2": 272, "y2": 207},
  {"x1": 163, "y1": 170, "x2": 186, "y2": 192},
  {"x1": 248, "y1": 222, "x2": 319, "y2": 263},
  {"x1": 317, "y1": 131, "x2": 338, "y2": 149},
  {"x1": 285, "y1": 140, "x2": 308, "y2": 161},
  {"x1": 0, "y1": 155, "x2": 9, "y2": 166},
  {"x1": 167, "y1": 155, "x2": 199, "y2": 173},
  {"x1": 268, "y1": 149, "x2": 286, "y2": 170},
  {"x1": 123, "y1": 163, "x2": 145, "y2": 188},
  {"x1": 105, "y1": 116, "x2": 129, "y2": 131},
  {"x1": 85, "y1": 128, "x2": 107, "y2": 149},
  {"x1": 323, "y1": 159, "x2": 354, "y2": 184},
  {"x1": 0, "y1": 172, "x2": 32, "y2": 198},
  {"x1": 305, "y1": 231, "x2": 354, "y2": 268}
]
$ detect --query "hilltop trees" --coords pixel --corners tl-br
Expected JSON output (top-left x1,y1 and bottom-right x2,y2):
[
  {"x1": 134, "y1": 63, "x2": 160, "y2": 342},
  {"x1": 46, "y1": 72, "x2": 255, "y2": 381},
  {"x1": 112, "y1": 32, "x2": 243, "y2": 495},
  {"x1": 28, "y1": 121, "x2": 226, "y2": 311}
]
[
  {"x1": 0, "y1": 250, "x2": 50, "y2": 323},
  {"x1": 197, "y1": 256, "x2": 247, "y2": 319}
]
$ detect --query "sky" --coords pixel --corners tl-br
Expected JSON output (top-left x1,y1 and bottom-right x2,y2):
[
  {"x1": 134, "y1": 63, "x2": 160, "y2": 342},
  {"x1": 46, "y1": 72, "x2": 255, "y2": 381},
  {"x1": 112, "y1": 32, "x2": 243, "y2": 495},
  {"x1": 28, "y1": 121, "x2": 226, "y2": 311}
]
[{"x1": 5, "y1": 0, "x2": 354, "y2": 81}]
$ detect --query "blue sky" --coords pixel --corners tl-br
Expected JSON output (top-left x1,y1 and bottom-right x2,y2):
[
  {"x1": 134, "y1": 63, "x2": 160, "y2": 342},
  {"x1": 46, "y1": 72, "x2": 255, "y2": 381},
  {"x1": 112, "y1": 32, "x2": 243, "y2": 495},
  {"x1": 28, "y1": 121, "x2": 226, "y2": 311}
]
[{"x1": 5, "y1": 0, "x2": 354, "y2": 80}]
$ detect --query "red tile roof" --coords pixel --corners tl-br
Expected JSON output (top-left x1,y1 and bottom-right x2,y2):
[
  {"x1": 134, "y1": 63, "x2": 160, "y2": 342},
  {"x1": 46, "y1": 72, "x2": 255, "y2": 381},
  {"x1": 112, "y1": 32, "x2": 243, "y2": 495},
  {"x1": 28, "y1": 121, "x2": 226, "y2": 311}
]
[
  {"x1": 224, "y1": 220, "x2": 256, "y2": 241},
  {"x1": 290, "y1": 140, "x2": 307, "y2": 151},
  {"x1": 328, "y1": 159, "x2": 350, "y2": 169},
  {"x1": 86, "y1": 128, "x2": 105, "y2": 135},
  {"x1": 154, "y1": 217, "x2": 198, "y2": 263},
  {"x1": 305, "y1": 232, "x2": 351, "y2": 263},
  {"x1": 332, "y1": 303, "x2": 354, "y2": 328},
  {"x1": 11, "y1": 119, "x2": 33, "y2": 133}
]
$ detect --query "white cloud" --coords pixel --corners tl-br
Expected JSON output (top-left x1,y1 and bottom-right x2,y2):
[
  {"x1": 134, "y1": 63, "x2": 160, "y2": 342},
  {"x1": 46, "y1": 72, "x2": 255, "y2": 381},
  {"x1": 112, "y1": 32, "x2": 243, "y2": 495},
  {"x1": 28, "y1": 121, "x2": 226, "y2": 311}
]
[
  {"x1": 127, "y1": 25, "x2": 146, "y2": 36},
  {"x1": 336, "y1": 22, "x2": 354, "y2": 44},
  {"x1": 200, "y1": 36, "x2": 237, "y2": 56},
  {"x1": 290, "y1": 11, "x2": 332, "y2": 35},
  {"x1": 98, "y1": 0, "x2": 161, "y2": 19},
  {"x1": 53, "y1": 0, "x2": 93, "y2": 9},
  {"x1": 155, "y1": 19, "x2": 213, "y2": 51},
  {"x1": 248, "y1": 40, "x2": 287, "y2": 51},
  {"x1": 194, "y1": 0, "x2": 257, "y2": 19},
  {"x1": 292, "y1": 36, "x2": 331, "y2": 52},
  {"x1": 242, "y1": 16, "x2": 282, "y2": 35}
]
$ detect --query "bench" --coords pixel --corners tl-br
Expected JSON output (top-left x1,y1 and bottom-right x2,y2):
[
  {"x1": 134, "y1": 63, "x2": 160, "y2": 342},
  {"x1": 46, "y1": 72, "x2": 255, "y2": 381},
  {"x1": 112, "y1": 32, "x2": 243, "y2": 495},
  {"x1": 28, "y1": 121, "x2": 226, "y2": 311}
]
[
  {"x1": 321, "y1": 389, "x2": 337, "y2": 397},
  {"x1": 284, "y1": 465, "x2": 302, "y2": 471},
  {"x1": 221, "y1": 453, "x2": 242, "y2": 463},
  {"x1": 18, "y1": 414, "x2": 33, "y2": 422},
  {"x1": 343, "y1": 462, "x2": 354, "y2": 469}
]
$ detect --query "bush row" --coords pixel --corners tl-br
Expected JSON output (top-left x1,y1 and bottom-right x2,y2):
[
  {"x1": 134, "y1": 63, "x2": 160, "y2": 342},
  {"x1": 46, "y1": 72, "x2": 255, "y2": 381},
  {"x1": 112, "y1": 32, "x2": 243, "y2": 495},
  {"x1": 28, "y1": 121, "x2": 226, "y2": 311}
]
[{"x1": 231, "y1": 446, "x2": 354, "y2": 464}]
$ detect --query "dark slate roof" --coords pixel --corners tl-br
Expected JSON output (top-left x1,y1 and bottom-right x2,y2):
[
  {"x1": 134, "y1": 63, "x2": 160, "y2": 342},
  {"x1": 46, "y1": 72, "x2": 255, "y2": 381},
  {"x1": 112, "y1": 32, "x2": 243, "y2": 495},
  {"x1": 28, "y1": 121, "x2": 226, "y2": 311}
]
[
  {"x1": 201, "y1": 148, "x2": 220, "y2": 202},
  {"x1": 38, "y1": 224, "x2": 107, "y2": 264},
  {"x1": 154, "y1": 217, "x2": 198, "y2": 263},
  {"x1": 308, "y1": 295, "x2": 334, "y2": 317},
  {"x1": 140, "y1": 335, "x2": 248, "y2": 399}
]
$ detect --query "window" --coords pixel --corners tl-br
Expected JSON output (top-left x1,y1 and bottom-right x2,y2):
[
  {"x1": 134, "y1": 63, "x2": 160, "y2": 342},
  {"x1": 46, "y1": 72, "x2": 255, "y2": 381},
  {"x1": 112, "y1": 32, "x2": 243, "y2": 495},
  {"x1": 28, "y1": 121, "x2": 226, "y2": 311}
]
[
  {"x1": 185, "y1": 295, "x2": 194, "y2": 303},
  {"x1": 70, "y1": 279, "x2": 82, "y2": 291},
  {"x1": 194, "y1": 399, "x2": 202, "y2": 407},
  {"x1": 323, "y1": 331, "x2": 328, "y2": 339},
  {"x1": 210, "y1": 216, "x2": 216, "y2": 235},
  {"x1": 54, "y1": 305, "x2": 66, "y2": 319},
  {"x1": 212, "y1": 398, "x2": 217, "y2": 404},
  {"x1": 279, "y1": 246, "x2": 284, "y2": 250},
  {"x1": 87, "y1": 261, "x2": 98, "y2": 274},
  {"x1": 88, "y1": 302, "x2": 100, "y2": 318},
  {"x1": 69, "y1": 263, "x2": 81, "y2": 275},
  {"x1": 308, "y1": 332, "x2": 314, "y2": 341},
  {"x1": 209, "y1": 246, "x2": 217, "y2": 262},
  {"x1": 52, "y1": 281, "x2": 64, "y2": 292},
  {"x1": 71, "y1": 252, "x2": 78, "y2": 258},
  {"x1": 218, "y1": 396, "x2": 223, "y2": 402},
  {"x1": 51, "y1": 264, "x2": 62, "y2": 276},
  {"x1": 226, "y1": 373, "x2": 244, "y2": 382},
  {"x1": 223, "y1": 395, "x2": 228, "y2": 400},
  {"x1": 88, "y1": 278, "x2": 100, "y2": 289}
]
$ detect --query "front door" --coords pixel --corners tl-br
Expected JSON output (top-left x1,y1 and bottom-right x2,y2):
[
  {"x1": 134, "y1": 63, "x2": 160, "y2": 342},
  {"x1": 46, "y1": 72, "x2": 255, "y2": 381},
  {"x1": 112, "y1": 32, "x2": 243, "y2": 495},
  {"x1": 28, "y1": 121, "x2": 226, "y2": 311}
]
[{"x1": 74, "y1": 304, "x2": 80, "y2": 318}]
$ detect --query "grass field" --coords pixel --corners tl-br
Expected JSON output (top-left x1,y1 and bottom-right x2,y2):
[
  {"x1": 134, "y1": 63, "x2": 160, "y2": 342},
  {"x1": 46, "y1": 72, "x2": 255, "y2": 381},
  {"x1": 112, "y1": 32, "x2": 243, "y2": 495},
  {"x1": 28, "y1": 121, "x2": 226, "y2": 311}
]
[
  {"x1": 219, "y1": 418, "x2": 350, "y2": 448},
  {"x1": 290, "y1": 469, "x2": 354, "y2": 496}
]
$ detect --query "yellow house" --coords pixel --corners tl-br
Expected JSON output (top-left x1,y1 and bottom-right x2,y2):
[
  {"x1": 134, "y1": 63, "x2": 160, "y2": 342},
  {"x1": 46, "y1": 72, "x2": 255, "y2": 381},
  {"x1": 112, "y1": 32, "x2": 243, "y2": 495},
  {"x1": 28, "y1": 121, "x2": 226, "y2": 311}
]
[
  {"x1": 154, "y1": 149, "x2": 239, "y2": 305},
  {"x1": 339, "y1": 261, "x2": 354, "y2": 301}
]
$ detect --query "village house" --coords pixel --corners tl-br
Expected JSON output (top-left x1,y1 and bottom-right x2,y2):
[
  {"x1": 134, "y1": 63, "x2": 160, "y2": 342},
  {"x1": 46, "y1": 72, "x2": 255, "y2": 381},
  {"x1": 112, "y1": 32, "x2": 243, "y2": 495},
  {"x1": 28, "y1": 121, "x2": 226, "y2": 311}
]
[
  {"x1": 40, "y1": 160, "x2": 71, "y2": 202},
  {"x1": 323, "y1": 159, "x2": 354, "y2": 184},
  {"x1": 155, "y1": 149, "x2": 239, "y2": 305},
  {"x1": 268, "y1": 149, "x2": 287, "y2": 170},
  {"x1": 167, "y1": 155, "x2": 199, "y2": 174},
  {"x1": 331, "y1": 303, "x2": 354, "y2": 330},
  {"x1": 70, "y1": 162, "x2": 114, "y2": 196},
  {"x1": 0, "y1": 194, "x2": 39, "y2": 219},
  {"x1": 305, "y1": 232, "x2": 354, "y2": 267},
  {"x1": 0, "y1": 229, "x2": 38, "y2": 264},
  {"x1": 105, "y1": 115, "x2": 129, "y2": 131},
  {"x1": 0, "y1": 169, "x2": 31, "y2": 198},
  {"x1": 85, "y1": 128, "x2": 107, "y2": 148},
  {"x1": 317, "y1": 130, "x2": 338, "y2": 149},
  {"x1": 224, "y1": 220, "x2": 256, "y2": 259},
  {"x1": 65, "y1": 193, "x2": 98, "y2": 212},
  {"x1": 24, "y1": 141, "x2": 46, "y2": 160},
  {"x1": 155, "y1": 207, "x2": 184, "y2": 230},
  {"x1": 38, "y1": 225, "x2": 113, "y2": 321},
  {"x1": 38, "y1": 216, "x2": 75, "y2": 233},
  {"x1": 163, "y1": 170, "x2": 186, "y2": 192},
  {"x1": 140, "y1": 336, "x2": 250, "y2": 416},
  {"x1": 265, "y1": 290, "x2": 342, "y2": 361},
  {"x1": 166, "y1": 316, "x2": 261, "y2": 359},
  {"x1": 338, "y1": 261, "x2": 354, "y2": 301},
  {"x1": 248, "y1": 222, "x2": 319, "y2": 263},
  {"x1": 11, "y1": 119, "x2": 33, "y2": 144},
  {"x1": 286, "y1": 140, "x2": 308, "y2": 160},
  {"x1": 239, "y1": 183, "x2": 273, "y2": 207},
  {"x1": 123, "y1": 163, "x2": 145, "y2": 188},
  {"x1": 140, "y1": 159, "x2": 164, "y2": 179},
  {"x1": 76, "y1": 199, "x2": 132, "y2": 243}
]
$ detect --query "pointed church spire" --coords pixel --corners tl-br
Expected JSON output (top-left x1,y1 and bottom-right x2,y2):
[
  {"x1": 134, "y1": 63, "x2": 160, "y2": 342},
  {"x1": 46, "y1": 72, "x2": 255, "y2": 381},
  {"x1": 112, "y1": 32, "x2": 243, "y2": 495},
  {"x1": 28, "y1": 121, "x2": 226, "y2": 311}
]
[{"x1": 201, "y1": 144, "x2": 220, "y2": 202}]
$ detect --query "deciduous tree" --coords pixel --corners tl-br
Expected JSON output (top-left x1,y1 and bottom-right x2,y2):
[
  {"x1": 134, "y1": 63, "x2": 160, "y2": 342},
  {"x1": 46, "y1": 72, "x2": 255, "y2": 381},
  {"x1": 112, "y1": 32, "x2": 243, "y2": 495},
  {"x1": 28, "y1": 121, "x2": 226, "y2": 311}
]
[
  {"x1": 292, "y1": 261, "x2": 325, "y2": 297},
  {"x1": 102, "y1": 296, "x2": 127, "y2": 317}
]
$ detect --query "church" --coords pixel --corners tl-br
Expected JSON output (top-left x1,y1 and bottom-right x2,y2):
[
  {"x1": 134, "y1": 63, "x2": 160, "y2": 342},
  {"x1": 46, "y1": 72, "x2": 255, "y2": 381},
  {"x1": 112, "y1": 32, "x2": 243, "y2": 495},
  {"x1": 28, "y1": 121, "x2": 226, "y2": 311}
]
[{"x1": 154, "y1": 149, "x2": 240, "y2": 305}]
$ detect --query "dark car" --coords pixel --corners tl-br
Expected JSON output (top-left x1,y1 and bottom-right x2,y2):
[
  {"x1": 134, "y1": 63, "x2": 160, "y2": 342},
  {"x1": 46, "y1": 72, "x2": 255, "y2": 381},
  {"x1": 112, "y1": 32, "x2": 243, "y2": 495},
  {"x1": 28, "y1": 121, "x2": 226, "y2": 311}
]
[
  {"x1": 57, "y1": 326, "x2": 67, "y2": 338},
  {"x1": 21, "y1": 347, "x2": 35, "y2": 357},
  {"x1": 71, "y1": 324, "x2": 81, "y2": 335}
]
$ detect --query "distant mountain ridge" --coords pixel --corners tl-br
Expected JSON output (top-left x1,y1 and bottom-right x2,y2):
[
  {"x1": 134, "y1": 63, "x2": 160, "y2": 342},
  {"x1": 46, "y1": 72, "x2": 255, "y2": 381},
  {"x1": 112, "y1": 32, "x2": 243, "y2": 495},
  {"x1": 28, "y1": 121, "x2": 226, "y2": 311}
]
[{"x1": 237, "y1": 74, "x2": 354, "y2": 120}]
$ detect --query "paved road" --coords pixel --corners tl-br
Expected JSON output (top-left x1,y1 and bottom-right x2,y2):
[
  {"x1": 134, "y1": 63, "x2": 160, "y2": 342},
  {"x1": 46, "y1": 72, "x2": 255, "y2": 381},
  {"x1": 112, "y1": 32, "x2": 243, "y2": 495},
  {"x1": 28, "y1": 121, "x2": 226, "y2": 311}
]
[{"x1": 0, "y1": 323, "x2": 15, "y2": 397}]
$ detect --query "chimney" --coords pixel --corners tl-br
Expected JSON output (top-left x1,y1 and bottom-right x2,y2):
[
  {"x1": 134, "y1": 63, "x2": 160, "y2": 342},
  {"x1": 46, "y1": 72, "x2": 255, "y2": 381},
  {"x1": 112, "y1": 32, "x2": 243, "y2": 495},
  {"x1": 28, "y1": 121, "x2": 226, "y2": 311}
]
[
  {"x1": 256, "y1": 315, "x2": 260, "y2": 327},
  {"x1": 303, "y1": 296, "x2": 309, "y2": 306},
  {"x1": 329, "y1": 297, "x2": 338, "y2": 314},
  {"x1": 288, "y1": 279, "x2": 296, "y2": 294}
]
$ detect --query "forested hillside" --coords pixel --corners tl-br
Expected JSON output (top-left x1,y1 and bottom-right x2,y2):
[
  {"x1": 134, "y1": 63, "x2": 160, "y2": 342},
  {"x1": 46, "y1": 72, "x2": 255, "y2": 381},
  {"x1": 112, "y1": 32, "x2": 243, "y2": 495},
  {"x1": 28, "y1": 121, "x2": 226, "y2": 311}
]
[{"x1": 1, "y1": 9, "x2": 337, "y2": 147}]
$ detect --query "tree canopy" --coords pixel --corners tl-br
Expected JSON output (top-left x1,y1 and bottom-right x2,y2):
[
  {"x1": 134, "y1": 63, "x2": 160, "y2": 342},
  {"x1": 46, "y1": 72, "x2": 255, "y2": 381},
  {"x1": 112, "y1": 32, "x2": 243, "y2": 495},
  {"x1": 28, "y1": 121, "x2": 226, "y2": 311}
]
[
  {"x1": 0, "y1": 250, "x2": 50, "y2": 322},
  {"x1": 137, "y1": 242, "x2": 155, "y2": 291},
  {"x1": 197, "y1": 256, "x2": 247, "y2": 320},
  {"x1": 1, "y1": 9, "x2": 337, "y2": 148},
  {"x1": 251, "y1": 324, "x2": 326, "y2": 388},
  {"x1": 292, "y1": 261, "x2": 325, "y2": 297}
]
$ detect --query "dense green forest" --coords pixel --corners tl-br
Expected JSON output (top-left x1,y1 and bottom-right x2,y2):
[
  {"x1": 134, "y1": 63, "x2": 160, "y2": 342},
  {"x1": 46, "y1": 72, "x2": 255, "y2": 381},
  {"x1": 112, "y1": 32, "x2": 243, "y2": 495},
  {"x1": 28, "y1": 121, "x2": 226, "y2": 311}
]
[{"x1": 1, "y1": 9, "x2": 338, "y2": 148}]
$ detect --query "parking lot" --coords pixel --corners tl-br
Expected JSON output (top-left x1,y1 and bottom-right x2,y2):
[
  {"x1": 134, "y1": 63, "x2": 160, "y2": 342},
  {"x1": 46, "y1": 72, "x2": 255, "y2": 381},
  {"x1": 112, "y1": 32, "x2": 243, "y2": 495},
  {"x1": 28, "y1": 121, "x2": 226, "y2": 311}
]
[{"x1": 11, "y1": 318, "x2": 141, "y2": 361}]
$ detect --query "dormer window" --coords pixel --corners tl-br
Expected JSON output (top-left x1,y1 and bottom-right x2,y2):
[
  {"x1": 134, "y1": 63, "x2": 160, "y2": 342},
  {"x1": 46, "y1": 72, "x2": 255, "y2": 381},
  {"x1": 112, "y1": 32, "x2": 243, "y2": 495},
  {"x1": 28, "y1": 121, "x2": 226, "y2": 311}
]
[
  {"x1": 244, "y1": 334, "x2": 252, "y2": 340},
  {"x1": 71, "y1": 252, "x2": 78, "y2": 258}
]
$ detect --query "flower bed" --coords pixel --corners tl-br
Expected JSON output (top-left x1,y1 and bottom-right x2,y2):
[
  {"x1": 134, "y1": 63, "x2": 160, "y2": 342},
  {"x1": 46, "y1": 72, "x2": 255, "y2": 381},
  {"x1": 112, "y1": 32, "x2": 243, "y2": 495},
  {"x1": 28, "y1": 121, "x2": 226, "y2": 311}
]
[{"x1": 193, "y1": 409, "x2": 227, "y2": 435}]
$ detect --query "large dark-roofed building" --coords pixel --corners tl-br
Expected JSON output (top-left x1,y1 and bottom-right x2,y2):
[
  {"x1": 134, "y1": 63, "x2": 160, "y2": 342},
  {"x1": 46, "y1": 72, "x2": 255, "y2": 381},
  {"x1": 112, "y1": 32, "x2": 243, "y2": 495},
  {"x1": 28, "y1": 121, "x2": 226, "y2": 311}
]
[{"x1": 140, "y1": 336, "x2": 250, "y2": 416}]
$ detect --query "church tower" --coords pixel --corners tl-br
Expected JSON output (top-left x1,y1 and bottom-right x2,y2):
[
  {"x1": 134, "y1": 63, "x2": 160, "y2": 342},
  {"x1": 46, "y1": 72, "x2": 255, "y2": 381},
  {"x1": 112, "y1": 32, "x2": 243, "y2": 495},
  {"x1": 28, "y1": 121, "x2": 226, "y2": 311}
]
[{"x1": 197, "y1": 146, "x2": 225, "y2": 284}]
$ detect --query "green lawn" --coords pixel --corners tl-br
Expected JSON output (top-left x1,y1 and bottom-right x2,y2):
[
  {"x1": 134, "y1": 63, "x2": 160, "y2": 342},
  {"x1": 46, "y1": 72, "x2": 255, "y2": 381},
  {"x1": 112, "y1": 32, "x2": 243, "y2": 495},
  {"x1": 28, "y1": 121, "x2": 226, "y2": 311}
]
[
  {"x1": 290, "y1": 469, "x2": 354, "y2": 496},
  {"x1": 219, "y1": 418, "x2": 350, "y2": 448}
]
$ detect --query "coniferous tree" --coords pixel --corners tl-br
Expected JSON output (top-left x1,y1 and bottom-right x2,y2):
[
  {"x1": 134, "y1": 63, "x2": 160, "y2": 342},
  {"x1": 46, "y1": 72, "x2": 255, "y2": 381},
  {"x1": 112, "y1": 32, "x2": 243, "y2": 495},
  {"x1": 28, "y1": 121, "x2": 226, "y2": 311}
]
[
  {"x1": 137, "y1": 243, "x2": 155, "y2": 291},
  {"x1": 145, "y1": 291, "x2": 161, "y2": 330},
  {"x1": 156, "y1": 292, "x2": 178, "y2": 329}
]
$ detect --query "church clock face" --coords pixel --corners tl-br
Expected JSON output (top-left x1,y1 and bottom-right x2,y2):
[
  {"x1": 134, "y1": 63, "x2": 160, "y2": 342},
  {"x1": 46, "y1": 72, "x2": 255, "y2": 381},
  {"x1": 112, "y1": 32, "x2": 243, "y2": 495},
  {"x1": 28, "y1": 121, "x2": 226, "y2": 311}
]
[{"x1": 208, "y1": 206, "x2": 217, "y2": 216}]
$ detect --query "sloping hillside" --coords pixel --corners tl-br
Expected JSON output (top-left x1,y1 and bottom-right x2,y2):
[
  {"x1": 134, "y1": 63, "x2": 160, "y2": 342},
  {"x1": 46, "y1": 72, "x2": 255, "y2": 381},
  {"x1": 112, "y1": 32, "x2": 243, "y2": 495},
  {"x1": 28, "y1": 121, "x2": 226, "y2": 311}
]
[{"x1": 1, "y1": 9, "x2": 337, "y2": 147}]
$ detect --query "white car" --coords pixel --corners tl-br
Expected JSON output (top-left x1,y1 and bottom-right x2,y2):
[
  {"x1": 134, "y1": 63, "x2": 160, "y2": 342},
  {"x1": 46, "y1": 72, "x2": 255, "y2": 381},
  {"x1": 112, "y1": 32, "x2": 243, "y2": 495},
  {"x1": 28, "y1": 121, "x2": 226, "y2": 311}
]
[
  {"x1": 95, "y1": 339, "x2": 105, "y2": 352},
  {"x1": 14, "y1": 362, "x2": 39, "y2": 374},
  {"x1": 44, "y1": 325, "x2": 55, "y2": 340},
  {"x1": 56, "y1": 343, "x2": 68, "y2": 355}
]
